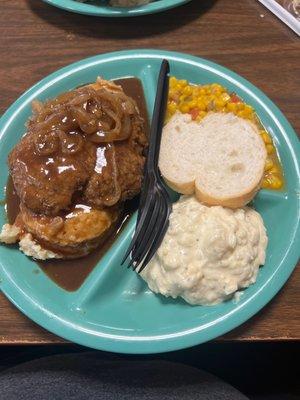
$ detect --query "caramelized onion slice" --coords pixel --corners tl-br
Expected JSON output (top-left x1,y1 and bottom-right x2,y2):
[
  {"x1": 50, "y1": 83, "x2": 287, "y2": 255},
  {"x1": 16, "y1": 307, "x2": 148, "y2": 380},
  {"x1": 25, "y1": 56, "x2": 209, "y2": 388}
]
[
  {"x1": 71, "y1": 106, "x2": 99, "y2": 135},
  {"x1": 117, "y1": 92, "x2": 138, "y2": 114},
  {"x1": 58, "y1": 130, "x2": 84, "y2": 155},
  {"x1": 101, "y1": 144, "x2": 121, "y2": 207},
  {"x1": 69, "y1": 92, "x2": 93, "y2": 107},
  {"x1": 34, "y1": 109, "x2": 76, "y2": 133},
  {"x1": 34, "y1": 130, "x2": 59, "y2": 156},
  {"x1": 89, "y1": 113, "x2": 131, "y2": 144}
]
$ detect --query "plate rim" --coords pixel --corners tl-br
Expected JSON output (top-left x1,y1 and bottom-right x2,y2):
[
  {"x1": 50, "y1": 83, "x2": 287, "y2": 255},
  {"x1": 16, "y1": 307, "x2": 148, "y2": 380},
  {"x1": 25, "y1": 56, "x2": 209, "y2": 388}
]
[
  {"x1": 0, "y1": 49, "x2": 299, "y2": 354},
  {"x1": 42, "y1": 0, "x2": 193, "y2": 17}
]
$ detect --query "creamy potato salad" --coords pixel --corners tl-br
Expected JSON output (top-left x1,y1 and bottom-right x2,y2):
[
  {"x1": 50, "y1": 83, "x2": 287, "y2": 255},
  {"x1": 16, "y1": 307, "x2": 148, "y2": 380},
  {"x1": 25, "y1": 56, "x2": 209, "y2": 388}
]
[{"x1": 141, "y1": 196, "x2": 268, "y2": 305}]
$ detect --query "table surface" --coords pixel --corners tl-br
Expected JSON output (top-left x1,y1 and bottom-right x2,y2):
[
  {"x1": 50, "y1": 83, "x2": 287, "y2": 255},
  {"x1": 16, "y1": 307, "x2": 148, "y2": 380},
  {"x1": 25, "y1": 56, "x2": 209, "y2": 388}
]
[{"x1": 0, "y1": 0, "x2": 299, "y2": 344}]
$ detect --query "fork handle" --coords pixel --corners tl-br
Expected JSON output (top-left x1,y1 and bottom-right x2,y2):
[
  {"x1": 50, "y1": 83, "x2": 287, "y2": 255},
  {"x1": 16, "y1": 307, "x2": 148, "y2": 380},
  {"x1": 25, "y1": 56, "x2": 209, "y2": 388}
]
[{"x1": 147, "y1": 59, "x2": 170, "y2": 173}]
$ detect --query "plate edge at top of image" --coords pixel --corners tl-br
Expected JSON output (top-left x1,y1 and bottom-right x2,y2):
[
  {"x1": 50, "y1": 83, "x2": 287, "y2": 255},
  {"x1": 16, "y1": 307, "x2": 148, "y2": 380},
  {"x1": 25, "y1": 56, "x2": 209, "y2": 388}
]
[{"x1": 42, "y1": 0, "x2": 193, "y2": 17}]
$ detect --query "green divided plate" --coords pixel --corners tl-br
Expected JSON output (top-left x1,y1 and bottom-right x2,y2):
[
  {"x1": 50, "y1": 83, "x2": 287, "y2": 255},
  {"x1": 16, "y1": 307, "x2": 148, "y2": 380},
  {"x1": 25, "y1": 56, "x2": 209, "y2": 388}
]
[
  {"x1": 0, "y1": 50, "x2": 299, "y2": 354},
  {"x1": 42, "y1": 0, "x2": 192, "y2": 17}
]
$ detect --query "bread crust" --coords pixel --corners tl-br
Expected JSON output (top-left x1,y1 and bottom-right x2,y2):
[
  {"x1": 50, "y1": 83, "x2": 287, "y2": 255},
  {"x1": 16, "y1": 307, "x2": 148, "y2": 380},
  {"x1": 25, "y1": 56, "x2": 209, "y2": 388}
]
[
  {"x1": 195, "y1": 178, "x2": 263, "y2": 208},
  {"x1": 162, "y1": 176, "x2": 195, "y2": 195}
]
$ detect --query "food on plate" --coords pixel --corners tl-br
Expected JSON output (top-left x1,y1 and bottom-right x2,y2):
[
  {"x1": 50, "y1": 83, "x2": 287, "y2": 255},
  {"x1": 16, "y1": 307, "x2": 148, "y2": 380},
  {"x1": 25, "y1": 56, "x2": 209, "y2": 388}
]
[
  {"x1": 159, "y1": 112, "x2": 267, "y2": 208},
  {"x1": 0, "y1": 67, "x2": 275, "y2": 303},
  {"x1": 167, "y1": 77, "x2": 284, "y2": 190},
  {"x1": 0, "y1": 78, "x2": 148, "y2": 260},
  {"x1": 142, "y1": 77, "x2": 274, "y2": 305},
  {"x1": 141, "y1": 196, "x2": 268, "y2": 306},
  {"x1": 109, "y1": 0, "x2": 151, "y2": 6}
]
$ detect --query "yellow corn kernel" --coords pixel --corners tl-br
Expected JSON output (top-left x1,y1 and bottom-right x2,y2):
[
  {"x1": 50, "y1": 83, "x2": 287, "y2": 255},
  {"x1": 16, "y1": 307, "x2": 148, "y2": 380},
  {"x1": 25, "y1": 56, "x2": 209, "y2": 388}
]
[
  {"x1": 179, "y1": 103, "x2": 190, "y2": 113},
  {"x1": 214, "y1": 98, "x2": 226, "y2": 108},
  {"x1": 236, "y1": 102, "x2": 244, "y2": 111},
  {"x1": 269, "y1": 175, "x2": 283, "y2": 189},
  {"x1": 221, "y1": 92, "x2": 231, "y2": 103},
  {"x1": 211, "y1": 83, "x2": 223, "y2": 90},
  {"x1": 183, "y1": 86, "x2": 192, "y2": 96},
  {"x1": 264, "y1": 158, "x2": 274, "y2": 171},
  {"x1": 266, "y1": 144, "x2": 275, "y2": 154},
  {"x1": 169, "y1": 79, "x2": 177, "y2": 89},
  {"x1": 211, "y1": 88, "x2": 222, "y2": 96},
  {"x1": 196, "y1": 111, "x2": 207, "y2": 121},
  {"x1": 237, "y1": 110, "x2": 249, "y2": 118},
  {"x1": 189, "y1": 100, "x2": 197, "y2": 109},
  {"x1": 227, "y1": 102, "x2": 237, "y2": 112},
  {"x1": 197, "y1": 100, "x2": 206, "y2": 111},
  {"x1": 262, "y1": 178, "x2": 271, "y2": 189},
  {"x1": 167, "y1": 102, "x2": 177, "y2": 114},
  {"x1": 244, "y1": 105, "x2": 253, "y2": 114},
  {"x1": 179, "y1": 79, "x2": 188, "y2": 87},
  {"x1": 261, "y1": 132, "x2": 272, "y2": 144},
  {"x1": 269, "y1": 166, "x2": 280, "y2": 174}
]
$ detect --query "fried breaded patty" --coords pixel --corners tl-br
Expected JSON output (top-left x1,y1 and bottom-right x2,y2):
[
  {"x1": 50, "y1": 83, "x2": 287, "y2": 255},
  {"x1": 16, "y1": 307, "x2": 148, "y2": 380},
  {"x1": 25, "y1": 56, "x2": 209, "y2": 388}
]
[
  {"x1": 20, "y1": 204, "x2": 120, "y2": 258},
  {"x1": 8, "y1": 79, "x2": 147, "y2": 216},
  {"x1": 5, "y1": 78, "x2": 147, "y2": 259}
]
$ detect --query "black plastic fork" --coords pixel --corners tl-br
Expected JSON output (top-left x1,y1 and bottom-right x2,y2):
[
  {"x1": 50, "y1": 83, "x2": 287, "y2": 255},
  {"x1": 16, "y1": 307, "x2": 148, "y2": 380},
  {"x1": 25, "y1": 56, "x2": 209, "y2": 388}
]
[{"x1": 121, "y1": 59, "x2": 172, "y2": 273}]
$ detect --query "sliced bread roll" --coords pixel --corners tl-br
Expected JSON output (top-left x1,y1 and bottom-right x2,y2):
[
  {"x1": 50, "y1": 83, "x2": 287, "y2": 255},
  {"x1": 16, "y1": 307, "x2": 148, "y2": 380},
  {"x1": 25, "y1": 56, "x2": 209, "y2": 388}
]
[{"x1": 159, "y1": 112, "x2": 267, "y2": 208}]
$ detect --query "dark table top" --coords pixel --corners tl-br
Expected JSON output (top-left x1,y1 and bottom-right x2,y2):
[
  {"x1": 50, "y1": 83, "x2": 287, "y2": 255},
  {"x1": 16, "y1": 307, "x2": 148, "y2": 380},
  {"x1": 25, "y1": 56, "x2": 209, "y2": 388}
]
[{"x1": 0, "y1": 0, "x2": 299, "y2": 344}]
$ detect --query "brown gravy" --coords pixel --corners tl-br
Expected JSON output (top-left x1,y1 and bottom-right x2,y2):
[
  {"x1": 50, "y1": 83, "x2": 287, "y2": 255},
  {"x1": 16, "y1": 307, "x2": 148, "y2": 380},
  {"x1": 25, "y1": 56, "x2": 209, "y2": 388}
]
[
  {"x1": 39, "y1": 201, "x2": 136, "y2": 292},
  {"x1": 6, "y1": 178, "x2": 20, "y2": 224},
  {"x1": 5, "y1": 77, "x2": 148, "y2": 292}
]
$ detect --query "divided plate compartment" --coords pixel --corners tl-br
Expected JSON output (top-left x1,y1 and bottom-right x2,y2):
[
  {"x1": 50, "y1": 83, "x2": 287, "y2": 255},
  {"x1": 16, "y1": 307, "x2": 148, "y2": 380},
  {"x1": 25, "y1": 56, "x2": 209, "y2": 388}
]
[{"x1": 0, "y1": 51, "x2": 299, "y2": 353}]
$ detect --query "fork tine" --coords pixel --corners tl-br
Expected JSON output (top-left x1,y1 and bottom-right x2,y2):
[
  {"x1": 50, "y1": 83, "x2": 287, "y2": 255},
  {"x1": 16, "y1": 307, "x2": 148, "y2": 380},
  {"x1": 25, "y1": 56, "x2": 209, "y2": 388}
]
[
  {"x1": 137, "y1": 199, "x2": 171, "y2": 273},
  {"x1": 131, "y1": 196, "x2": 157, "y2": 254},
  {"x1": 130, "y1": 195, "x2": 162, "y2": 270},
  {"x1": 133, "y1": 193, "x2": 160, "y2": 250},
  {"x1": 133, "y1": 191, "x2": 170, "y2": 272},
  {"x1": 131, "y1": 184, "x2": 172, "y2": 271},
  {"x1": 121, "y1": 191, "x2": 155, "y2": 265},
  {"x1": 138, "y1": 217, "x2": 169, "y2": 273}
]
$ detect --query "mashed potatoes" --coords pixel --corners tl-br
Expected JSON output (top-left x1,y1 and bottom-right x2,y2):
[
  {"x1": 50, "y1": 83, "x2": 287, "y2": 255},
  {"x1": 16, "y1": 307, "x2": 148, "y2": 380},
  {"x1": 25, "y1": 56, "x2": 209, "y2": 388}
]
[
  {"x1": 0, "y1": 223, "x2": 21, "y2": 244},
  {"x1": 109, "y1": 0, "x2": 151, "y2": 6},
  {"x1": 0, "y1": 224, "x2": 61, "y2": 260},
  {"x1": 19, "y1": 233, "x2": 61, "y2": 260},
  {"x1": 141, "y1": 196, "x2": 268, "y2": 305}
]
